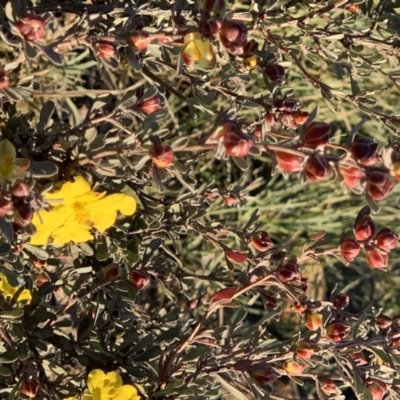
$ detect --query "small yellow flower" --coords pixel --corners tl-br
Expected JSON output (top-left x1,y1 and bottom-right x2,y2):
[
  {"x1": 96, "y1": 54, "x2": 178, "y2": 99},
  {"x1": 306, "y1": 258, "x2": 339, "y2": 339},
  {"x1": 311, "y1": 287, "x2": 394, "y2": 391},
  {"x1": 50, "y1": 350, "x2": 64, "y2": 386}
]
[
  {"x1": 0, "y1": 273, "x2": 31, "y2": 304},
  {"x1": 243, "y1": 54, "x2": 258, "y2": 71},
  {"x1": 0, "y1": 139, "x2": 30, "y2": 183},
  {"x1": 182, "y1": 32, "x2": 216, "y2": 68},
  {"x1": 30, "y1": 176, "x2": 137, "y2": 246}
]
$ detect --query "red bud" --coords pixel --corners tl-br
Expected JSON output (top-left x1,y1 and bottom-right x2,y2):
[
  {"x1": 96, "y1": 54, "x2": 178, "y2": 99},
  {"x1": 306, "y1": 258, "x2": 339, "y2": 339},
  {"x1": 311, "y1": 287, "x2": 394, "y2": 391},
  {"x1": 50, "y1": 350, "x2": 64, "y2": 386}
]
[
  {"x1": 283, "y1": 360, "x2": 306, "y2": 376},
  {"x1": 304, "y1": 153, "x2": 331, "y2": 182},
  {"x1": 326, "y1": 320, "x2": 351, "y2": 342},
  {"x1": 305, "y1": 312, "x2": 323, "y2": 331},
  {"x1": 130, "y1": 31, "x2": 150, "y2": 51},
  {"x1": 219, "y1": 20, "x2": 248, "y2": 50},
  {"x1": 138, "y1": 95, "x2": 163, "y2": 115},
  {"x1": 339, "y1": 165, "x2": 365, "y2": 190},
  {"x1": 264, "y1": 64, "x2": 285, "y2": 83},
  {"x1": 366, "y1": 379, "x2": 388, "y2": 400},
  {"x1": 350, "y1": 135, "x2": 378, "y2": 165},
  {"x1": 225, "y1": 249, "x2": 247, "y2": 263},
  {"x1": 320, "y1": 378, "x2": 337, "y2": 395},
  {"x1": 211, "y1": 287, "x2": 236, "y2": 301},
  {"x1": 21, "y1": 379, "x2": 38, "y2": 398},
  {"x1": 303, "y1": 122, "x2": 331, "y2": 148},
  {"x1": 293, "y1": 111, "x2": 309, "y2": 125},
  {"x1": 224, "y1": 129, "x2": 253, "y2": 157},
  {"x1": 375, "y1": 228, "x2": 398, "y2": 251},
  {"x1": 275, "y1": 151, "x2": 304, "y2": 172},
  {"x1": 250, "y1": 231, "x2": 273, "y2": 252},
  {"x1": 333, "y1": 293, "x2": 350, "y2": 309},
  {"x1": 376, "y1": 314, "x2": 392, "y2": 330},
  {"x1": 16, "y1": 15, "x2": 46, "y2": 41},
  {"x1": 366, "y1": 247, "x2": 388, "y2": 271},
  {"x1": 102, "y1": 263, "x2": 121, "y2": 281},
  {"x1": 149, "y1": 144, "x2": 174, "y2": 169},
  {"x1": 366, "y1": 172, "x2": 394, "y2": 201},
  {"x1": 354, "y1": 215, "x2": 375, "y2": 241},
  {"x1": 278, "y1": 262, "x2": 301, "y2": 283},
  {"x1": 296, "y1": 341, "x2": 314, "y2": 359},
  {"x1": 11, "y1": 181, "x2": 31, "y2": 198},
  {"x1": 128, "y1": 270, "x2": 150, "y2": 290},
  {"x1": 340, "y1": 238, "x2": 361, "y2": 262},
  {"x1": 94, "y1": 40, "x2": 117, "y2": 59}
]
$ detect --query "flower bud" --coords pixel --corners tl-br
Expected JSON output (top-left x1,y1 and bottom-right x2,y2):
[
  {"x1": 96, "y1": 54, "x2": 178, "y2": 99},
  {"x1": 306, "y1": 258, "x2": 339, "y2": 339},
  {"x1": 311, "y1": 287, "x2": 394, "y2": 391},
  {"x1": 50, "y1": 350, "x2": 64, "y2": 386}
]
[
  {"x1": 11, "y1": 181, "x2": 31, "y2": 198},
  {"x1": 305, "y1": 312, "x2": 323, "y2": 331},
  {"x1": 149, "y1": 144, "x2": 174, "y2": 169},
  {"x1": 303, "y1": 122, "x2": 331, "y2": 148},
  {"x1": 326, "y1": 320, "x2": 351, "y2": 342},
  {"x1": 278, "y1": 262, "x2": 301, "y2": 283},
  {"x1": 333, "y1": 293, "x2": 350, "y2": 309},
  {"x1": 219, "y1": 20, "x2": 248, "y2": 49},
  {"x1": 293, "y1": 111, "x2": 309, "y2": 125},
  {"x1": 275, "y1": 151, "x2": 304, "y2": 172},
  {"x1": 350, "y1": 135, "x2": 378, "y2": 165},
  {"x1": 128, "y1": 270, "x2": 150, "y2": 290},
  {"x1": 250, "y1": 231, "x2": 273, "y2": 252},
  {"x1": 22, "y1": 379, "x2": 38, "y2": 398},
  {"x1": 264, "y1": 112, "x2": 277, "y2": 127},
  {"x1": 339, "y1": 165, "x2": 365, "y2": 190},
  {"x1": 223, "y1": 193, "x2": 240, "y2": 207},
  {"x1": 36, "y1": 273, "x2": 50, "y2": 287},
  {"x1": 0, "y1": 70, "x2": 9, "y2": 90},
  {"x1": 283, "y1": 360, "x2": 306, "y2": 376},
  {"x1": 16, "y1": 15, "x2": 46, "y2": 41},
  {"x1": 304, "y1": 153, "x2": 331, "y2": 182},
  {"x1": 0, "y1": 196, "x2": 13, "y2": 218},
  {"x1": 320, "y1": 378, "x2": 337, "y2": 395},
  {"x1": 340, "y1": 238, "x2": 361, "y2": 262},
  {"x1": 366, "y1": 172, "x2": 394, "y2": 201},
  {"x1": 293, "y1": 300, "x2": 307, "y2": 314},
  {"x1": 137, "y1": 95, "x2": 163, "y2": 115},
  {"x1": 366, "y1": 247, "x2": 388, "y2": 271},
  {"x1": 354, "y1": 215, "x2": 375, "y2": 241},
  {"x1": 130, "y1": 31, "x2": 150, "y2": 51},
  {"x1": 296, "y1": 341, "x2": 314, "y2": 359},
  {"x1": 225, "y1": 249, "x2": 247, "y2": 263},
  {"x1": 376, "y1": 314, "x2": 392, "y2": 330},
  {"x1": 264, "y1": 64, "x2": 285, "y2": 83},
  {"x1": 14, "y1": 203, "x2": 33, "y2": 227},
  {"x1": 250, "y1": 367, "x2": 278, "y2": 386},
  {"x1": 366, "y1": 379, "x2": 388, "y2": 400},
  {"x1": 94, "y1": 40, "x2": 117, "y2": 59},
  {"x1": 375, "y1": 228, "x2": 398, "y2": 251},
  {"x1": 102, "y1": 263, "x2": 121, "y2": 281},
  {"x1": 224, "y1": 129, "x2": 253, "y2": 157}
]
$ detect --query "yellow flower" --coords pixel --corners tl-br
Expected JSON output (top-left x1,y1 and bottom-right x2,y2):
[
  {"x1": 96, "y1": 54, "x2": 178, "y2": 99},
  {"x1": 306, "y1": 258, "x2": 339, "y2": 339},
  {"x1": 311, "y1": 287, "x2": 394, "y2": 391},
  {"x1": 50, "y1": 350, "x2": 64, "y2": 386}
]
[
  {"x1": 84, "y1": 369, "x2": 140, "y2": 400},
  {"x1": 182, "y1": 32, "x2": 216, "y2": 68},
  {"x1": 0, "y1": 273, "x2": 32, "y2": 304},
  {"x1": 0, "y1": 139, "x2": 30, "y2": 183},
  {"x1": 30, "y1": 176, "x2": 137, "y2": 246}
]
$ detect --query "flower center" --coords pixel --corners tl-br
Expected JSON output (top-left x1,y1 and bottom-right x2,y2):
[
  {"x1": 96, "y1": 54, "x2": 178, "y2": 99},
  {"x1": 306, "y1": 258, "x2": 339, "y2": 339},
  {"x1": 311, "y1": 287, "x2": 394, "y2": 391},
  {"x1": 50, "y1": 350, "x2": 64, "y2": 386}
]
[
  {"x1": 0, "y1": 156, "x2": 14, "y2": 177},
  {"x1": 73, "y1": 202, "x2": 93, "y2": 226}
]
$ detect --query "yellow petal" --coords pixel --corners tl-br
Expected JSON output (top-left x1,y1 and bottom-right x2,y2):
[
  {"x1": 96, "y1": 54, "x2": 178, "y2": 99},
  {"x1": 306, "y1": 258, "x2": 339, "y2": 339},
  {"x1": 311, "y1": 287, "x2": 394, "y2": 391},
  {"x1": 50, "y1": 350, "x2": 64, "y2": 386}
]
[
  {"x1": 87, "y1": 370, "x2": 123, "y2": 399},
  {"x1": 0, "y1": 273, "x2": 17, "y2": 299},
  {"x1": 51, "y1": 218, "x2": 94, "y2": 245},
  {"x1": 183, "y1": 32, "x2": 202, "y2": 44},
  {"x1": 64, "y1": 397, "x2": 78, "y2": 400},
  {"x1": 87, "y1": 194, "x2": 137, "y2": 233},
  {"x1": 114, "y1": 385, "x2": 140, "y2": 400},
  {"x1": 44, "y1": 176, "x2": 91, "y2": 205},
  {"x1": 194, "y1": 39, "x2": 216, "y2": 68},
  {"x1": 17, "y1": 289, "x2": 32, "y2": 304},
  {"x1": 182, "y1": 40, "x2": 200, "y2": 66},
  {"x1": 30, "y1": 205, "x2": 73, "y2": 246}
]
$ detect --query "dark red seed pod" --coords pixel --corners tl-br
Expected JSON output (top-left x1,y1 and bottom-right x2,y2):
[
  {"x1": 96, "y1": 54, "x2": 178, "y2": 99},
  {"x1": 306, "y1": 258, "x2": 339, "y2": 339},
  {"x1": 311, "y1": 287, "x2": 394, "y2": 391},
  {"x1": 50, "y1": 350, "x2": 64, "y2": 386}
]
[
  {"x1": 16, "y1": 15, "x2": 46, "y2": 41},
  {"x1": 11, "y1": 181, "x2": 31, "y2": 198},
  {"x1": 283, "y1": 99, "x2": 299, "y2": 112},
  {"x1": 137, "y1": 95, "x2": 163, "y2": 115},
  {"x1": 250, "y1": 231, "x2": 273, "y2": 252},
  {"x1": 219, "y1": 20, "x2": 248, "y2": 49},
  {"x1": 224, "y1": 129, "x2": 253, "y2": 157},
  {"x1": 275, "y1": 151, "x2": 304, "y2": 172},
  {"x1": 326, "y1": 320, "x2": 351, "y2": 342},
  {"x1": 340, "y1": 238, "x2": 361, "y2": 262},
  {"x1": 350, "y1": 135, "x2": 378, "y2": 165},
  {"x1": 366, "y1": 247, "x2": 388, "y2": 271},
  {"x1": 304, "y1": 153, "x2": 331, "y2": 182},
  {"x1": 94, "y1": 40, "x2": 117, "y2": 59},
  {"x1": 128, "y1": 270, "x2": 150, "y2": 290},
  {"x1": 375, "y1": 227, "x2": 398, "y2": 251},
  {"x1": 354, "y1": 215, "x2": 375, "y2": 241},
  {"x1": 264, "y1": 64, "x2": 285, "y2": 83},
  {"x1": 14, "y1": 203, "x2": 33, "y2": 227},
  {"x1": 303, "y1": 122, "x2": 331, "y2": 148},
  {"x1": 278, "y1": 262, "x2": 301, "y2": 283},
  {"x1": 21, "y1": 379, "x2": 38, "y2": 398},
  {"x1": 333, "y1": 293, "x2": 350, "y2": 309},
  {"x1": 339, "y1": 165, "x2": 365, "y2": 190},
  {"x1": 366, "y1": 172, "x2": 394, "y2": 201},
  {"x1": 366, "y1": 379, "x2": 388, "y2": 400},
  {"x1": 293, "y1": 111, "x2": 309, "y2": 125}
]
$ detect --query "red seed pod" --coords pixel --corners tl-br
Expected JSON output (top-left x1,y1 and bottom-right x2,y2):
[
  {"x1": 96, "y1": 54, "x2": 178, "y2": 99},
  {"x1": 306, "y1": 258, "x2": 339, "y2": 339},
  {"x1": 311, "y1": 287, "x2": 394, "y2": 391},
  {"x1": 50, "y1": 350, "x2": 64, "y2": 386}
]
[
  {"x1": 321, "y1": 378, "x2": 337, "y2": 395},
  {"x1": 340, "y1": 237, "x2": 361, "y2": 262},
  {"x1": 376, "y1": 314, "x2": 392, "y2": 330},
  {"x1": 375, "y1": 227, "x2": 398, "y2": 251},
  {"x1": 250, "y1": 231, "x2": 273, "y2": 252},
  {"x1": 130, "y1": 31, "x2": 151, "y2": 51},
  {"x1": 0, "y1": 70, "x2": 10, "y2": 89},
  {"x1": 283, "y1": 360, "x2": 306, "y2": 376},
  {"x1": 339, "y1": 165, "x2": 365, "y2": 190},
  {"x1": 14, "y1": 203, "x2": 33, "y2": 227},
  {"x1": 137, "y1": 95, "x2": 163, "y2": 115},
  {"x1": 366, "y1": 247, "x2": 388, "y2": 271},
  {"x1": 94, "y1": 40, "x2": 117, "y2": 59},
  {"x1": 219, "y1": 20, "x2": 248, "y2": 49},
  {"x1": 102, "y1": 263, "x2": 121, "y2": 281},
  {"x1": 304, "y1": 153, "x2": 331, "y2": 182},
  {"x1": 149, "y1": 144, "x2": 174, "y2": 169},
  {"x1": 21, "y1": 379, "x2": 39, "y2": 398},
  {"x1": 202, "y1": 18, "x2": 222, "y2": 36},
  {"x1": 11, "y1": 181, "x2": 31, "y2": 198},
  {"x1": 211, "y1": 287, "x2": 236, "y2": 302},
  {"x1": 128, "y1": 270, "x2": 150, "y2": 290},
  {"x1": 333, "y1": 293, "x2": 350, "y2": 309},
  {"x1": 354, "y1": 215, "x2": 375, "y2": 241},
  {"x1": 366, "y1": 379, "x2": 388, "y2": 400},
  {"x1": 366, "y1": 172, "x2": 394, "y2": 201},
  {"x1": 264, "y1": 64, "x2": 285, "y2": 83},
  {"x1": 264, "y1": 112, "x2": 277, "y2": 127},
  {"x1": 224, "y1": 129, "x2": 253, "y2": 157},
  {"x1": 275, "y1": 151, "x2": 304, "y2": 172},
  {"x1": 350, "y1": 135, "x2": 378, "y2": 165},
  {"x1": 303, "y1": 122, "x2": 331, "y2": 148},
  {"x1": 225, "y1": 249, "x2": 247, "y2": 263},
  {"x1": 296, "y1": 341, "x2": 314, "y2": 359},
  {"x1": 0, "y1": 196, "x2": 13, "y2": 218},
  {"x1": 326, "y1": 320, "x2": 351, "y2": 342},
  {"x1": 305, "y1": 312, "x2": 323, "y2": 331},
  {"x1": 16, "y1": 15, "x2": 46, "y2": 41},
  {"x1": 283, "y1": 99, "x2": 299, "y2": 113},
  {"x1": 293, "y1": 111, "x2": 309, "y2": 125},
  {"x1": 278, "y1": 262, "x2": 301, "y2": 283}
]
